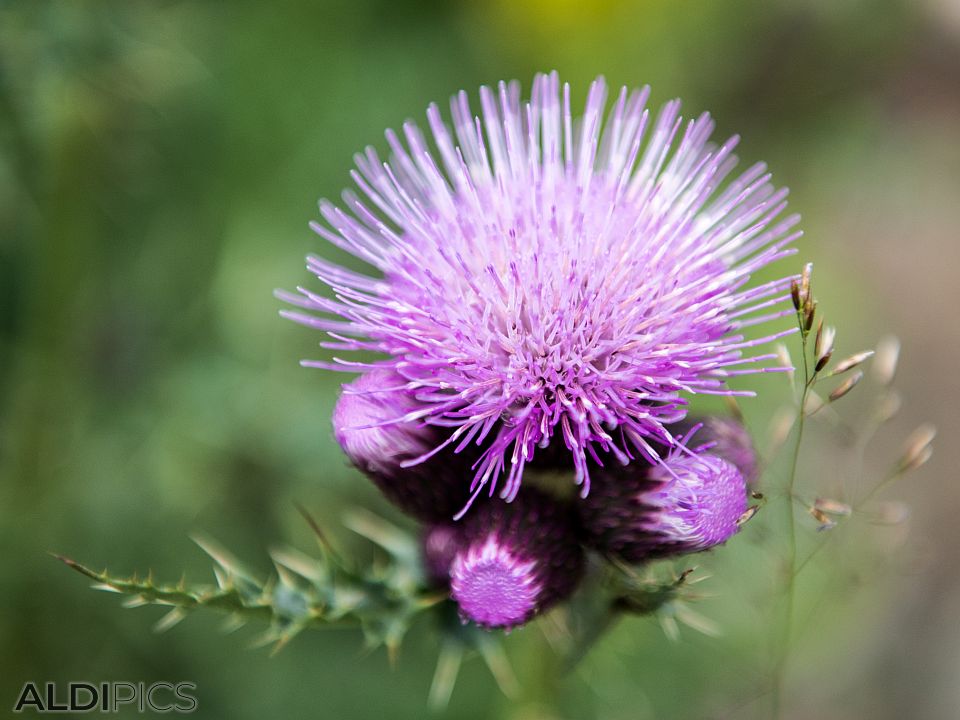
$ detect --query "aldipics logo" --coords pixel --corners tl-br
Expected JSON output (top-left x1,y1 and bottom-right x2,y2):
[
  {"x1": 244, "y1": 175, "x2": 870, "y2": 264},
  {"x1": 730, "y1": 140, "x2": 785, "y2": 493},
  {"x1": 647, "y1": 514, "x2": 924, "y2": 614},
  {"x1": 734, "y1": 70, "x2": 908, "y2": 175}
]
[{"x1": 12, "y1": 682, "x2": 197, "y2": 714}]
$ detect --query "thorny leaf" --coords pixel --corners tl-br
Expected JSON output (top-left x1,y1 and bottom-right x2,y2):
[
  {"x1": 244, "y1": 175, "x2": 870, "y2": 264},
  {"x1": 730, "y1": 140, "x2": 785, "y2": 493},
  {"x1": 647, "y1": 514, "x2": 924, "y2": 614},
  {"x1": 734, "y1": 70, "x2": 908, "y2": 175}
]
[{"x1": 55, "y1": 513, "x2": 442, "y2": 658}]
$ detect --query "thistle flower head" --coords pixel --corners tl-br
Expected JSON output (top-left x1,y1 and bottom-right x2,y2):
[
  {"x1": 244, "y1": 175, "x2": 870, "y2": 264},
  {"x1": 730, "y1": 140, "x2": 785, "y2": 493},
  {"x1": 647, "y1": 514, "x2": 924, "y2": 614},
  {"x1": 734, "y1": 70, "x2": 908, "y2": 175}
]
[
  {"x1": 333, "y1": 369, "x2": 469, "y2": 521},
  {"x1": 283, "y1": 72, "x2": 799, "y2": 508},
  {"x1": 449, "y1": 488, "x2": 584, "y2": 628},
  {"x1": 644, "y1": 453, "x2": 747, "y2": 550},
  {"x1": 580, "y1": 447, "x2": 748, "y2": 562},
  {"x1": 332, "y1": 368, "x2": 433, "y2": 476}
]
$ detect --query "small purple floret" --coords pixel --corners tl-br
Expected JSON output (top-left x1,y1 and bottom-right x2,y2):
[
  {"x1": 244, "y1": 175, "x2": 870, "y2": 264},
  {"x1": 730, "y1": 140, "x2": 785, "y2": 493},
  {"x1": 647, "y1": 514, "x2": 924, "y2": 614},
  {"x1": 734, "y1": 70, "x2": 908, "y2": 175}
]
[
  {"x1": 644, "y1": 453, "x2": 747, "y2": 551},
  {"x1": 449, "y1": 488, "x2": 584, "y2": 629},
  {"x1": 580, "y1": 450, "x2": 747, "y2": 562},
  {"x1": 450, "y1": 535, "x2": 541, "y2": 627},
  {"x1": 332, "y1": 369, "x2": 470, "y2": 521},
  {"x1": 332, "y1": 368, "x2": 433, "y2": 477}
]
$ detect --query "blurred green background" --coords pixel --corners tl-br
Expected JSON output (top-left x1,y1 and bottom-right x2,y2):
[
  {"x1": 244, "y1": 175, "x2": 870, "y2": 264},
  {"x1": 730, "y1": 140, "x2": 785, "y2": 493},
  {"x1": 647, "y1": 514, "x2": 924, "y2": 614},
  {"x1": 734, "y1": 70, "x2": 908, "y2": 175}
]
[{"x1": 2, "y1": 1, "x2": 958, "y2": 718}]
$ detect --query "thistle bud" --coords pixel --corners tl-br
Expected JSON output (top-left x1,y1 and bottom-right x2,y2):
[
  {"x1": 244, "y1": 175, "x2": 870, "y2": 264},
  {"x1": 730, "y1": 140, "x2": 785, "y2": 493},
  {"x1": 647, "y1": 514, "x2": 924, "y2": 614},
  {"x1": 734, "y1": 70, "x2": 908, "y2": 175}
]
[
  {"x1": 333, "y1": 369, "x2": 470, "y2": 521},
  {"x1": 449, "y1": 489, "x2": 584, "y2": 629},
  {"x1": 579, "y1": 452, "x2": 748, "y2": 563}
]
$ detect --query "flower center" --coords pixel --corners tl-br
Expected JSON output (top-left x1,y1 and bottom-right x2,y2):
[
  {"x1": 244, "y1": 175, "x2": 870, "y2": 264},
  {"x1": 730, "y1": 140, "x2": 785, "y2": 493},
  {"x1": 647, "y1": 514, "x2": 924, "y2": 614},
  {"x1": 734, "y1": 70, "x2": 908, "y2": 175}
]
[{"x1": 450, "y1": 537, "x2": 540, "y2": 627}]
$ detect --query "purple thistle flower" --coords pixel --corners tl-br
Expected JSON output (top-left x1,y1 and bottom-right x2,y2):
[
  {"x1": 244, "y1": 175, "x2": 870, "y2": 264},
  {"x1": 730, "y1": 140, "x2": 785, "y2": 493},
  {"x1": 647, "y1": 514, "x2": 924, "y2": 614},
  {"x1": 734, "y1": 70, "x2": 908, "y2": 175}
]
[
  {"x1": 333, "y1": 368, "x2": 470, "y2": 521},
  {"x1": 579, "y1": 447, "x2": 748, "y2": 562},
  {"x1": 449, "y1": 489, "x2": 584, "y2": 628},
  {"x1": 281, "y1": 72, "x2": 800, "y2": 509}
]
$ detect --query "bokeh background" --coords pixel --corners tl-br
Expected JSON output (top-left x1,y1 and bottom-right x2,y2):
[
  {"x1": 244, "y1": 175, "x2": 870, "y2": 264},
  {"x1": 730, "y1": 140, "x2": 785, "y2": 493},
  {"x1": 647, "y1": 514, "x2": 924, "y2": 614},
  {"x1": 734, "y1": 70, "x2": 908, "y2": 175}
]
[{"x1": 2, "y1": 1, "x2": 958, "y2": 718}]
